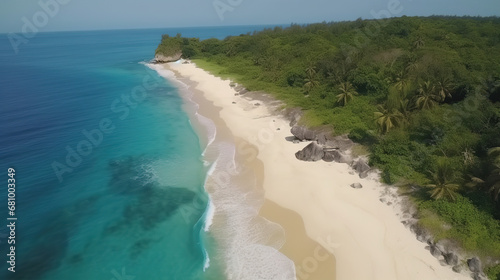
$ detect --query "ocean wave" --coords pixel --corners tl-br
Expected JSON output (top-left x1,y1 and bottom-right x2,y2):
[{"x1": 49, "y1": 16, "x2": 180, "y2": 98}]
[{"x1": 204, "y1": 141, "x2": 296, "y2": 280}]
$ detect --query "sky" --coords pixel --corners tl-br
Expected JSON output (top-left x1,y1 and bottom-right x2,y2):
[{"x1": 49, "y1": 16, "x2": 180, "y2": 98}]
[{"x1": 0, "y1": 0, "x2": 499, "y2": 33}]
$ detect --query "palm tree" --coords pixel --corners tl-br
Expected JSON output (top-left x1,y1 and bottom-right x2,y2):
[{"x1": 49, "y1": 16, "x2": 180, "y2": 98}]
[
  {"x1": 427, "y1": 160, "x2": 460, "y2": 201},
  {"x1": 374, "y1": 105, "x2": 405, "y2": 134},
  {"x1": 436, "y1": 77, "x2": 454, "y2": 102},
  {"x1": 399, "y1": 98, "x2": 412, "y2": 119},
  {"x1": 413, "y1": 36, "x2": 425, "y2": 49},
  {"x1": 336, "y1": 82, "x2": 358, "y2": 106},
  {"x1": 487, "y1": 148, "x2": 500, "y2": 201},
  {"x1": 303, "y1": 66, "x2": 319, "y2": 94},
  {"x1": 303, "y1": 76, "x2": 319, "y2": 93},
  {"x1": 468, "y1": 147, "x2": 500, "y2": 201},
  {"x1": 305, "y1": 65, "x2": 317, "y2": 78},
  {"x1": 394, "y1": 70, "x2": 409, "y2": 95},
  {"x1": 415, "y1": 81, "x2": 440, "y2": 110}
]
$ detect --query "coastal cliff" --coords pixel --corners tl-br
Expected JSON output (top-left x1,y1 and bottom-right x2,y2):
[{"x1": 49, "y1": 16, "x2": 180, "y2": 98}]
[{"x1": 154, "y1": 52, "x2": 182, "y2": 63}]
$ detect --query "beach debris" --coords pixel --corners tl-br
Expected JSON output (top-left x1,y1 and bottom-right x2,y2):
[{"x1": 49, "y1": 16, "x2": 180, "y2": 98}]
[
  {"x1": 276, "y1": 128, "x2": 280, "y2": 131},
  {"x1": 254, "y1": 103, "x2": 261, "y2": 106},
  {"x1": 350, "y1": 183, "x2": 363, "y2": 189},
  {"x1": 295, "y1": 142, "x2": 324, "y2": 162},
  {"x1": 232, "y1": 102, "x2": 236, "y2": 104}
]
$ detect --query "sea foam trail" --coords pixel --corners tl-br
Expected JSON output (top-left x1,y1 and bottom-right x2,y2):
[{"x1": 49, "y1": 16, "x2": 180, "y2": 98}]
[
  {"x1": 147, "y1": 63, "x2": 296, "y2": 280},
  {"x1": 205, "y1": 141, "x2": 296, "y2": 280}
]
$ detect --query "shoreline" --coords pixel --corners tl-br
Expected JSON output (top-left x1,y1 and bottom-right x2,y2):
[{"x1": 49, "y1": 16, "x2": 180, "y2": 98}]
[
  {"x1": 160, "y1": 60, "x2": 470, "y2": 280},
  {"x1": 151, "y1": 62, "x2": 310, "y2": 279}
]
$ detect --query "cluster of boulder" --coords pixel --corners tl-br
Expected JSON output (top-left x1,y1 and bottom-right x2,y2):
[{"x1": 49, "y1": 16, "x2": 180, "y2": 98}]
[
  {"x1": 230, "y1": 83, "x2": 248, "y2": 95},
  {"x1": 291, "y1": 121, "x2": 492, "y2": 279},
  {"x1": 404, "y1": 216, "x2": 489, "y2": 279},
  {"x1": 291, "y1": 125, "x2": 371, "y2": 179}
]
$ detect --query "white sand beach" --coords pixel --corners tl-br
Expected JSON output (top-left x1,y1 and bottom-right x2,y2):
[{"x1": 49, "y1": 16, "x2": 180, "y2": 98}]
[{"x1": 166, "y1": 60, "x2": 471, "y2": 280}]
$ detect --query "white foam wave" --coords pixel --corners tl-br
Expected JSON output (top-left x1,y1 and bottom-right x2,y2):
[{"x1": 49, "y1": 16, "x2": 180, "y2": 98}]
[
  {"x1": 203, "y1": 248, "x2": 210, "y2": 272},
  {"x1": 196, "y1": 112, "x2": 217, "y2": 155},
  {"x1": 204, "y1": 141, "x2": 296, "y2": 280},
  {"x1": 204, "y1": 199, "x2": 215, "y2": 232}
]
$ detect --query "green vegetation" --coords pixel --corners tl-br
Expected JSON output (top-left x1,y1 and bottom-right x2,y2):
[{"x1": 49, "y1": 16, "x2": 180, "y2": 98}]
[{"x1": 157, "y1": 16, "x2": 500, "y2": 275}]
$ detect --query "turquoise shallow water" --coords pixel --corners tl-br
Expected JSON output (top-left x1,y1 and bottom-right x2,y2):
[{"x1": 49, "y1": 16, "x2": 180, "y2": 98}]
[{"x1": 0, "y1": 26, "x2": 278, "y2": 280}]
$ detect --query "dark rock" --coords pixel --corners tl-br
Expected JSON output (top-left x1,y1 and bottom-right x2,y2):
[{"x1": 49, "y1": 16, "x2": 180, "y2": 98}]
[
  {"x1": 430, "y1": 244, "x2": 442, "y2": 258},
  {"x1": 323, "y1": 150, "x2": 352, "y2": 164},
  {"x1": 239, "y1": 89, "x2": 248, "y2": 95},
  {"x1": 284, "y1": 108, "x2": 303, "y2": 127},
  {"x1": 322, "y1": 151, "x2": 336, "y2": 162},
  {"x1": 444, "y1": 252, "x2": 459, "y2": 266},
  {"x1": 473, "y1": 273, "x2": 488, "y2": 280},
  {"x1": 291, "y1": 126, "x2": 317, "y2": 141},
  {"x1": 350, "y1": 183, "x2": 363, "y2": 189},
  {"x1": 277, "y1": 128, "x2": 280, "y2": 131},
  {"x1": 229, "y1": 82, "x2": 236, "y2": 88},
  {"x1": 468, "y1": 257, "x2": 482, "y2": 273},
  {"x1": 410, "y1": 224, "x2": 431, "y2": 243},
  {"x1": 452, "y1": 265, "x2": 462, "y2": 273},
  {"x1": 292, "y1": 140, "x2": 300, "y2": 144},
  {"x1": 255, "y1": 103, "x2": 261, "y2": 106},
  {"x1": 324, "y1": 135, "x2": 354, "y2": 151},
  {"x1": 352, "y1": 159, "x2": 370, "y2": 178},
  {"x1": 316, "y1": 133, "x2": 330, "y2": 145},
  {"x1": 295, "y1": 142, "x2": 324, "y2": 162}
]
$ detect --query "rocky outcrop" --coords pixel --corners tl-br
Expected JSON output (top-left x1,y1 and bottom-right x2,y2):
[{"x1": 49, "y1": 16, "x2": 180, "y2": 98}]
[
  {"x1": 154, "y1": 52, "x2": 182, "y2": 63},
  {"x1": 468, "y1": 257, "x2": 482, "y2": 273},
  {"x1": 323, "y1": 149, "x2": 352, "y2": 164},
  {"x1": 290, "y1": 125, "x2": 335, "y2": 144},
  {"x1": 468, "y1": 257, "x2": 487, "y2": 280},
  {"x1": 283, "y1": 108, "x2": 303, "y2": 127},
  {"x1": 429, "y1": 244, "x2": 443, "y2": 258},
  {"x1": 443, "y1": 252, "x2": 459, "y2": 266},
  {"x1": 323, "y1": 135, "x2": 354, "y2": 150},
  {"x1": 352, "y1": 159, "x2": 371, "y2": 178},
  {"x1": 295, "y1": 142, "x2": 324, "y2": 162},
  {"x1": 291, "y1": 126, "x2": 317, "y2": 141}
]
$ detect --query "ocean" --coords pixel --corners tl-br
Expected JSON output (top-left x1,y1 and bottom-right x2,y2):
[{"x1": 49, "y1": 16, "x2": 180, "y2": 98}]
[{"x1": 0, "y1": 25, "x2": 290, "y2": 280}]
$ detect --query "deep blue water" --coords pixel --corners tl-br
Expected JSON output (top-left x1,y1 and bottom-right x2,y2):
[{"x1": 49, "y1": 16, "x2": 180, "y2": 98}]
[{"x1": 0, "y1": 25, "x2": 279, "y2": 280}]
